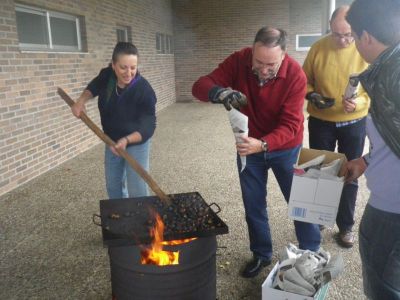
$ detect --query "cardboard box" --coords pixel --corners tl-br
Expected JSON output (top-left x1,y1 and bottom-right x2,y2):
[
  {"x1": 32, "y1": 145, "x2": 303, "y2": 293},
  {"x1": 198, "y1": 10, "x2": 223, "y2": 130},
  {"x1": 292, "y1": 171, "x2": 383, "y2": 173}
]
[
  {"x1": 288, "y1": 148, "x2": 347, "y2": 227},
  {"x1": 262, "y1": 263, "x2": 329, "y2": 300}
]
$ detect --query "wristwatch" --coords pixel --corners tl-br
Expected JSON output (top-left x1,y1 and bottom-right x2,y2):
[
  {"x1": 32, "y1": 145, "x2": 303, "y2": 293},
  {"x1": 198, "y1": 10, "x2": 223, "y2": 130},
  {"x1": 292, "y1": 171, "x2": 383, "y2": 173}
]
[{"x1": 261, "y1": 139, "x2": 268, "y2": 152}]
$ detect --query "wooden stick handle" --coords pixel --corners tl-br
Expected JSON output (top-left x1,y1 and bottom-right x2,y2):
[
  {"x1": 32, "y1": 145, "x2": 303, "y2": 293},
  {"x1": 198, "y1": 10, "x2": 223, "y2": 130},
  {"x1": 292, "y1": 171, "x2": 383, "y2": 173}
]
[{"x1": 57, "y1": 87, "x2": 171, "y2": 205}]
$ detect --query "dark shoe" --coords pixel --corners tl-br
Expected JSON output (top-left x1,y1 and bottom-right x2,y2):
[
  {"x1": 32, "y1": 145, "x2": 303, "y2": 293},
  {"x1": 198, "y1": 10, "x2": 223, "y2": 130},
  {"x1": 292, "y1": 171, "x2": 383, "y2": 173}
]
[
  {"x1": 337, "y1": 230, "x2": 354, "y2": 248},
  {"x1": 241, "y1": 257, "x2": 271, "y2": 278}
]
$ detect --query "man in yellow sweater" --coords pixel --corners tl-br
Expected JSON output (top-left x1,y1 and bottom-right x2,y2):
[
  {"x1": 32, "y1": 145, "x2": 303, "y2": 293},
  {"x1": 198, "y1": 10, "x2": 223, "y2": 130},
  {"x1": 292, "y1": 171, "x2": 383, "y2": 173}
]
[{"x1": 303, "y1": 5, "x2": 369, "y2": 248}]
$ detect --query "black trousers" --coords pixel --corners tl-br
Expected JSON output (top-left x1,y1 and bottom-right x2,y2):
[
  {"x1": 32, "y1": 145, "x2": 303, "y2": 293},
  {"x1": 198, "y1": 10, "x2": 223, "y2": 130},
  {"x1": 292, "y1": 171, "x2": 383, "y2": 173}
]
[{"x1": 308, "y1": 116, "x2": 367, "y2": 232}]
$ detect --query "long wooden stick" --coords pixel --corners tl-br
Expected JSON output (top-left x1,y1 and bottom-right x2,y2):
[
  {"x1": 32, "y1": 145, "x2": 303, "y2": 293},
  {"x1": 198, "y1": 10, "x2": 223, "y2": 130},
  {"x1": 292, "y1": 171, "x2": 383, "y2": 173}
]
[{"x1": 57, "y1": 87, "x2": 171, "y2": 205}]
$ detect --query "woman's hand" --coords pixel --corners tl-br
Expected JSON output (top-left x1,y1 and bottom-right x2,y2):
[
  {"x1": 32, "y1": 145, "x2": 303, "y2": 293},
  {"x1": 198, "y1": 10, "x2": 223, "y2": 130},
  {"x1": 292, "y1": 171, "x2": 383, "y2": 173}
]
[
  {"x1": 110, "y1": 137, "x2": 129, "y2": 156},
  {"x1": 236, "y1": 136, "x2": 263, "y2": 156},
  {"x1": 71, "y1": 90, "x2": 93, "y2": 118},
  {"x1": 71, "y1": 100, "x2": 86, "y2": 118}
]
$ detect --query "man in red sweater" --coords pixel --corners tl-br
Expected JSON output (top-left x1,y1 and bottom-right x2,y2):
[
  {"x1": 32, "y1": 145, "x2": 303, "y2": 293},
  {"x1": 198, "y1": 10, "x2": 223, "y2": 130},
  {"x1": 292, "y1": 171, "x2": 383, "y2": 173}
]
[{"x1": 192, "y1": 27, "x2": 321, "y2": 278}]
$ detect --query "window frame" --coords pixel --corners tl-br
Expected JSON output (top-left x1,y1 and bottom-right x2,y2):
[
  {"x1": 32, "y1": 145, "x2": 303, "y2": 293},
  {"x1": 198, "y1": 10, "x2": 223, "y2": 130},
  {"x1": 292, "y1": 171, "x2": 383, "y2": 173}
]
[
  {"x1": 156, "y1": 32, "x2": 173, "y2": 55},
  {"x1": 166, "y1": 34, "x2": 173, "y2": 54},
  {"x1": 156, "y1": 32, "x2": 163, "y2": 54},
  {"x1": 116, "y1": 25, "x2": 129, "y2": 42},
  {"x1": 165, "y1": 34, "x2": 170, "y2": 54},
  {"x1": 295, "y1": 33, "x2": 322, "y2": 51},
  {"x1": 15, "y1": 4, "x2": 82, "y2": 52}
]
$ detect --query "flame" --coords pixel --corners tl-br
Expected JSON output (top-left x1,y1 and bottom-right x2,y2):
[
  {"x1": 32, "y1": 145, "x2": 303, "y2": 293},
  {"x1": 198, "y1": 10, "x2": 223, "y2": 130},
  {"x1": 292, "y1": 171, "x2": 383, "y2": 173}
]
[{"x1": 140, "y1": 213, "x2": 196, "y2": 266}]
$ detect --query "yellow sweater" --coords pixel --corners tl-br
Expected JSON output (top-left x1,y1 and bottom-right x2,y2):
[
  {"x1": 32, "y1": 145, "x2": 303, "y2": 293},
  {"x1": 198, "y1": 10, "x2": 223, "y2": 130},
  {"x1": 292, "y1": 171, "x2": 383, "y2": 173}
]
[{"x1": 303, "y1": 35, "x2": 370, "y2": 122}]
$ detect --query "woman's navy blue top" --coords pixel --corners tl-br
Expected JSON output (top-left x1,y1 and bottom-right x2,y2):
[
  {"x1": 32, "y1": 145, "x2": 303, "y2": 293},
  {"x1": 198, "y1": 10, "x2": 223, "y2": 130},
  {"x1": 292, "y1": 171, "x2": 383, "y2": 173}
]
[{"x1": 86, "y1": 66, "x2": 156, "y2": 144}]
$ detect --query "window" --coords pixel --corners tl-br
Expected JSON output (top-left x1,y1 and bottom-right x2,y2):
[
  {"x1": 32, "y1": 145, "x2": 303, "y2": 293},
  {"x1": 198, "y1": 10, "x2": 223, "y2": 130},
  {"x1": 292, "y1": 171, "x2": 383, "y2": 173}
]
[
  {"x1": 165, "y1": 35, "x2": 173, "y2": 54},
  {"x1": 116, "y1": 26, "x2": 129, "y2": 42},
  {"x1": 296, "y1": 34, "x2": 322, "y2": 51},
  {"x1": 156, "y1": 33, "x2": 173, "y2": 54},
  {"x1": 15, "y1": 4, "x2": 82, "y2": 52},
  {"x1": 165, "y1": 35, "x2": 170, "y2": 54},
  {"x1": 156, "y1": 32, "x2": 164, "y2": 53}
]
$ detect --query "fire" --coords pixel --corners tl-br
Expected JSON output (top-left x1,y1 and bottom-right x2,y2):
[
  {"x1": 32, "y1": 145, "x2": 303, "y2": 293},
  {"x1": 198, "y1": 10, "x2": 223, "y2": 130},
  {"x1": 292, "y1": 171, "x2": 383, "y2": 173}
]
[{"x1": 140, "y1": 213, "x2": 196, "y2": 266}]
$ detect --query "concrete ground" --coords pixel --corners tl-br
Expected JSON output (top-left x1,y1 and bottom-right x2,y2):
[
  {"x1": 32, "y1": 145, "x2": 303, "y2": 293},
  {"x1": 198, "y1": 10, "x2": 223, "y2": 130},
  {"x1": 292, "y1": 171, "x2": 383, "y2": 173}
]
[{"x1": 0, "y1": 102, "x2": 368, "y2": 299}]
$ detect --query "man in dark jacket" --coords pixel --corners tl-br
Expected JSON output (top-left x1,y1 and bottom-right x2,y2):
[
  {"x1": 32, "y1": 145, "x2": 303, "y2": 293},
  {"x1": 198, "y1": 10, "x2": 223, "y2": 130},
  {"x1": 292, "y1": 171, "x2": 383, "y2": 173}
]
[
  {"x1": 345, "y1": 1, "x2": 400, "y2": 299},
  {"x1": 192, "y1": 27, "x2": 321, "y2": 278}
]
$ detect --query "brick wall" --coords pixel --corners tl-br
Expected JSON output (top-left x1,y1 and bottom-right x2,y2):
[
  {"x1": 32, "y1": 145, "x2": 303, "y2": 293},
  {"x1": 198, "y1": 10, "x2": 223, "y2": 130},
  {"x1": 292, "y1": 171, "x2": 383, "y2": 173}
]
[
  {"x1": 0, "y1": 0, "x2": 176, "y2": 196},
  {"x1": 0, "y1": 0, "x2": 354, "y2": 196},
  {"x1": 172, "y1": 0, "x2": 354, "y2": 102},
  {"x1": 172, "y1": 0, "x2": 290, "y2": 102},
  {"x1": 289, "y1": 0, "x2": 322, "y2": 63},
  {"x1": 290, "y1": 0, "x2": 354, "y2": 63}
]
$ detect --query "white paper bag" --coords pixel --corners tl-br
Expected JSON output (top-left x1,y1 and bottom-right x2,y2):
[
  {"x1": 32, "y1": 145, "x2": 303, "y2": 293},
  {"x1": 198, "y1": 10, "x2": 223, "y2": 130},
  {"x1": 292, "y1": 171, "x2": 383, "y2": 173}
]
[{"x1": 228, "y1": 108, "x2": 248, "y2": 172}]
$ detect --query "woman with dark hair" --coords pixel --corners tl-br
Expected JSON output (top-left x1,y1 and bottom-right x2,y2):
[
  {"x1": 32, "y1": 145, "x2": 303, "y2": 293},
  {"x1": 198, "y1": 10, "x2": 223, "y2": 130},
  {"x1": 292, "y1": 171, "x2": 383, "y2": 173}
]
[{"x1": 71, "y1": 42, "x2": 156, "y2": 199}]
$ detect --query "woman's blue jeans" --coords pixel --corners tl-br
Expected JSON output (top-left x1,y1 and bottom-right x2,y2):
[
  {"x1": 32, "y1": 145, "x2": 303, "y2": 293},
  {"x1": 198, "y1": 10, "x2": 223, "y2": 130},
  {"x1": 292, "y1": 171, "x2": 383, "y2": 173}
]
[
  {"x1": 104, "y1": 140, "x2": 150, "y2": 199},
  {"x1": 237, "y1": 145, "x2": 321, "y2": 260},
  {"x1": 359, "y1": 204, "x2": 400, "y2": 300}
]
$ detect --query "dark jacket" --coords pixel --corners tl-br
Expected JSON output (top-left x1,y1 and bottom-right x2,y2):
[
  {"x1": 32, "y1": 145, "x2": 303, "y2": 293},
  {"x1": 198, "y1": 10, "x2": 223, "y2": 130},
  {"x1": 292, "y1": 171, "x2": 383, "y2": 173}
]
[
  {"x1": 86, "y1": 66, "x2": 156, "y2": 144},
  {"x1": 359, "y1": 43, "x2": 400, "y2": 158}
]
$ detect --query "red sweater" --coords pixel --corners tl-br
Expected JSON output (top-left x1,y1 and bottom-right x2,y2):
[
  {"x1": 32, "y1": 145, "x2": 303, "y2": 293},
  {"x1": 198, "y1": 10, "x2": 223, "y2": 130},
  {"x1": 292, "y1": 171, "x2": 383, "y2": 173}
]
[{"x1": 192, "y1": 47, "x2": 306, "y2": 152}]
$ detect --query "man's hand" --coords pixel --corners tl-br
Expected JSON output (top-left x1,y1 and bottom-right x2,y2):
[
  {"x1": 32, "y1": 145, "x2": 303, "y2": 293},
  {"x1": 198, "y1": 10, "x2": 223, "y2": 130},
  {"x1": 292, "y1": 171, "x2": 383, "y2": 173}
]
[
  {"x1": 344, "y1": 157, "x2": 367, "y2": 183},
  {"x1": 209, "y1": 86, "x2": 247, "y2": 110},
  {"x1": 342, "y1": 96, "x2": 357, "y2": 113},
  {"x1": 306, "y1": 92, "x2": 335, "y2": 109},
  {"x1": 236, "y1": 136, "x2": 263, "y2": 156}
]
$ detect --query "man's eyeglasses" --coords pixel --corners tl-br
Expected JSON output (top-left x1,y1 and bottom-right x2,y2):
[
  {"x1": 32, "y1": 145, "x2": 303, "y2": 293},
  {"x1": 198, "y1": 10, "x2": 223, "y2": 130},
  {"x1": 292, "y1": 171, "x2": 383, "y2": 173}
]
[
  {"x1": 332, "y1": 32, "x2": 354, "y2": 42},
  {"x1": 252, "y1": 61, "x2": 282, "y2": 86}
]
